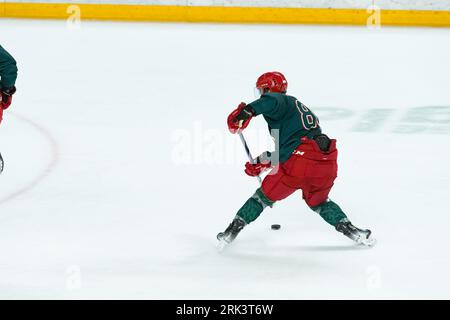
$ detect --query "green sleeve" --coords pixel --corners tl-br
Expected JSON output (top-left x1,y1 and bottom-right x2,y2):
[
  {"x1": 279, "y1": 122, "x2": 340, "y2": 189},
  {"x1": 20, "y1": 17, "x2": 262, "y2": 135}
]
[
  {"x1": 0, "y1": 45, "x2": 18, "y2": 89},
  {"x1": 248, "y1": 94, "x2": 282, "y2": 119}
]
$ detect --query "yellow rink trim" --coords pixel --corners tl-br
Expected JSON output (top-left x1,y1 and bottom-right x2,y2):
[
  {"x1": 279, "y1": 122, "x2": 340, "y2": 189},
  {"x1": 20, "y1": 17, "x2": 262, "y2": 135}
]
[{"x1": 0, "y1": 3, "x2": 450, "y2": 27}]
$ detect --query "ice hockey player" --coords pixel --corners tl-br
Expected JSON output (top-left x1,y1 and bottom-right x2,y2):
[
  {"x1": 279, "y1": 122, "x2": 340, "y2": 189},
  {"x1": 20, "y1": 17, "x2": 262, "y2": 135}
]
[
  {"x1": 217, "y1": 72, "x2": 375, "y2": 248},
  {"x1": 0, "y1": 45, "x2": 17, "y2": 124}
]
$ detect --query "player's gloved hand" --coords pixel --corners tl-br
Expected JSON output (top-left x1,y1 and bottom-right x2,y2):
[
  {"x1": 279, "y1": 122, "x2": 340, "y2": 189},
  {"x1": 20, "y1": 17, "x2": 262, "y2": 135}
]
[
  {"x1": 244, "y1": 152, "x2": 273, "y2": 177},
  {"x1": 227, "y1": 102, "x2": 255, "y2": 134},
  {"x1": 244, "y1": 161, "x2": 271, "y2": 177},
  {"x1": 1, "y1": 86, "x2": 16, "y2": 110}
]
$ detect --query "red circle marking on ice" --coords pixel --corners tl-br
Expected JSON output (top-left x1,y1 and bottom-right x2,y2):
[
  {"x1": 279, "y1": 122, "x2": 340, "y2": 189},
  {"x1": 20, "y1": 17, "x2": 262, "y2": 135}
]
[{"x1": 0, "y1": 112, "x2": 59, "y2": 205}]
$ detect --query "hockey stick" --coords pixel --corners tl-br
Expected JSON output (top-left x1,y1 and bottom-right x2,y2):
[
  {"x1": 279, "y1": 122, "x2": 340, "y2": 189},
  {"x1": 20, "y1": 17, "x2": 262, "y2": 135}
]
[
  {"x1": 238, "y1": 131, "x2": 280, "y2": 230},
  {"x1": 238, "y1": 131, "x2": 262, "y2": 185}
]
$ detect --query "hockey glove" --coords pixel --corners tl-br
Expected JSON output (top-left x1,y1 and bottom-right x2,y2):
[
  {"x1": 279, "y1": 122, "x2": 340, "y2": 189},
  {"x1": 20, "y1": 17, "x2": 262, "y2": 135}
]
[
  {"x1": 1, "y1": 86, "x2": 16, "y2": 110},
  {"x1": 244, "y1": 162, "x2": 271, "y2": 177},
  {"x1": 244, "y1": 152, "x2": 272, "y2": 177},
  {"x1": 227, "y1": 102, "x2": 255, "y2": 134}
]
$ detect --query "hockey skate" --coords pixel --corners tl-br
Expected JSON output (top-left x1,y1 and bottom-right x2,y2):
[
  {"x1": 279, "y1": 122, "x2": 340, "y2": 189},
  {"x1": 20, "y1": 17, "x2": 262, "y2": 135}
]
[
  {"x1": 335, "y1": 219, "x2": 376, "y2": 247},
  {"x1": 217, "y1": 217, "x2": 246, "y2": 251}
]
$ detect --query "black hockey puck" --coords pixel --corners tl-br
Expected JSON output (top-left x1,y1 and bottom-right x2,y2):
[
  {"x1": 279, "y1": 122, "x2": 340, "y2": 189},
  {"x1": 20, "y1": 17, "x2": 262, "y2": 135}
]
[{"x1": 271, "y1": 224, "x2": 281, "y2": 230}]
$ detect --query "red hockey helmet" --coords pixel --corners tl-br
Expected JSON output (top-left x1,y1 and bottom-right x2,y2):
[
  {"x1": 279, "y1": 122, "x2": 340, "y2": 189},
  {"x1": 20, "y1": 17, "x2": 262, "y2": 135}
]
[{"x1": 256, "y1": 72, "x2": 288, "y2": 95}]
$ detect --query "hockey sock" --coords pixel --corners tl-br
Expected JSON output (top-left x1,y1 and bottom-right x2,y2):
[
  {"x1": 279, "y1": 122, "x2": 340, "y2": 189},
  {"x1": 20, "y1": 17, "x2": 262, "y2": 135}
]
[
  {"x1": 237, "y1": 188, "x2": 275, "y2": 224},
  {"x1": 310, "y1": 199, "x2": 348, "y2": 227}
]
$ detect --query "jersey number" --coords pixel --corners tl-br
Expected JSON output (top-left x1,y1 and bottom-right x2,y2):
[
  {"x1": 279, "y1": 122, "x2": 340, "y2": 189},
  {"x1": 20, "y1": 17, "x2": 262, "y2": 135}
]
[{"x1": 295, "y1": 100, "x2": 319, "y2": 130}]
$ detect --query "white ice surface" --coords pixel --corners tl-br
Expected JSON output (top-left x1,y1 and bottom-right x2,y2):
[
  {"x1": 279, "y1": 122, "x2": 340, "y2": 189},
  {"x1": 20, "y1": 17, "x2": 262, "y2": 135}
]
[{"x1": 0, "y1": 19, "x2": 449, "y2": 299}]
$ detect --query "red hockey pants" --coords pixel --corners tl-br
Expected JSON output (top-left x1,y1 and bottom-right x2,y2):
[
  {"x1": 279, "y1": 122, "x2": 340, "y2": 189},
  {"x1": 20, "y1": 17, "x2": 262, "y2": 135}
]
[{"x1": 261, "y1": 137, "x2": 338, "y2": 207}]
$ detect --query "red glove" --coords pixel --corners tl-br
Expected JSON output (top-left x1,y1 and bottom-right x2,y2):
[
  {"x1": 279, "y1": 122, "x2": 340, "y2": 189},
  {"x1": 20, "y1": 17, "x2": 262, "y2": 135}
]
[
  {"x1": 244, "y1": 161, "x2": 271, "y2": 177},
  {"x1": 227, "y1": 102, "x2": 253, "y2": 134},
  {"x1": 0, "y1": 105, "x2": 3, "y2": 124},
  {"x1": 1, "y1": 86, "x2": 16, "y2": 110}
]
